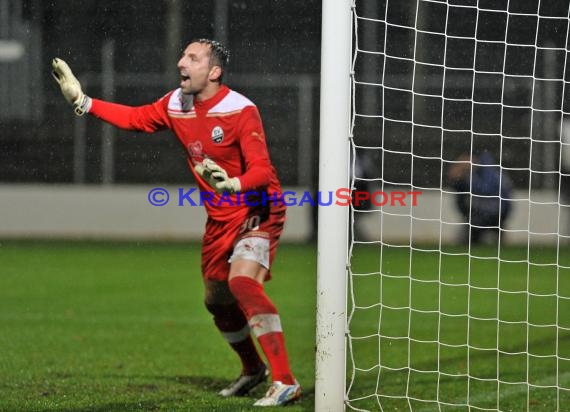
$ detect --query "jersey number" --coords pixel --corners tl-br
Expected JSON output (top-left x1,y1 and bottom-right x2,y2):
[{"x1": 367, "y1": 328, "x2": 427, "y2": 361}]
[{"x1": 240, "y1": 215, "x2": 260, "y2": 233}]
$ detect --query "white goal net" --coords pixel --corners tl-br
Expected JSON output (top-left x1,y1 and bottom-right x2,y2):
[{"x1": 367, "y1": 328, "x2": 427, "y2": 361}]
[{"x1": 342, "y1": 0, "x2": 570, "y2": 411}]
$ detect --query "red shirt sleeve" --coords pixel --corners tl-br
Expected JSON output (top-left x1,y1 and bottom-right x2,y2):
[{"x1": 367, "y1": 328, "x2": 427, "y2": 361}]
[
  {"x1": 236, "y1": 106, "x2": 275, "y2": 191},
  {"x1": 88, "y1": 93, "x2": 172, "y2": 133}
]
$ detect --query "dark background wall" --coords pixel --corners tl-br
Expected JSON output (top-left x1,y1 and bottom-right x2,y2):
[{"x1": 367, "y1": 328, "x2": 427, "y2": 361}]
[
  {"x1": 0, "y1": 0, "x2": 321, "y2": 185},
  {"x1": 1, "y1": 0, "x2": 569, "y2": 191}
]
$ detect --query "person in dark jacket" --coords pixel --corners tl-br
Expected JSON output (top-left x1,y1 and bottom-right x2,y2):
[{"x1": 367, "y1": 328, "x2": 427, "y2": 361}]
[{"x1": 448, "y1": 152, "x2": 513, "y2": 244}]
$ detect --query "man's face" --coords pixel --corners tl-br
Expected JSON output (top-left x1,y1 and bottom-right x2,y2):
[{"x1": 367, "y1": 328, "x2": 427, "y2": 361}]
[{"x1": 177, "y1": 42, "x2": 216, "y2": 95}]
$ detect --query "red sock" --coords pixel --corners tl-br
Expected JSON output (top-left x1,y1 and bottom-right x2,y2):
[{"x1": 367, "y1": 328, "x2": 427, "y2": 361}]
[
  {"x1": 205, "y1": 302, "x2": 264, "y2": 375},
  {"x1": 229, "y1": 276, "x2": 295, "y2": 385}
]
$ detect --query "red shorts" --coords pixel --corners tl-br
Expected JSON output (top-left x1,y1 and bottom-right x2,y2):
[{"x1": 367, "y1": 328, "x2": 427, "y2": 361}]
[{"x1": 201, "y1": 208, "x2": 286, "y2": 282}]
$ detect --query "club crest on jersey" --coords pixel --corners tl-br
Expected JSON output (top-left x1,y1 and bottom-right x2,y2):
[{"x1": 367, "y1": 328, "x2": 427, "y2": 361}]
[
  {"x1": 211, "y1": 126, "x2": 224, "y2": 144},
  {"x1": 187, "y1": 140, "x2": 204, "y2": 163}
]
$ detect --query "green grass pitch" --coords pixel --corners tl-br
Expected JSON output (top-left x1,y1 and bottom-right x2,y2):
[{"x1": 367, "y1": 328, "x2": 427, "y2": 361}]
[
  {"x1": 0, "y1": 241, "x2": 316, "y2": 411},
  {"x1": 1, "y1": 241, "x2": 569, "y2": 411},
  {"x1": 348, "y1": 243, "x2": 570, "y2": 411}
]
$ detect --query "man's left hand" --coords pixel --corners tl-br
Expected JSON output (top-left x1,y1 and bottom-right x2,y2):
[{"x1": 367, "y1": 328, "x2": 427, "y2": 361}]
[{"x1": 195, "y1": 159, "x2": 241, "y2": 194}]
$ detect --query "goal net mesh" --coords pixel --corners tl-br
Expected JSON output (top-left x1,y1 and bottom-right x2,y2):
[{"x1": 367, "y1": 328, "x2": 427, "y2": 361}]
[{"x1": 346, "y1": 0, "x2": 570, "y2": 410}]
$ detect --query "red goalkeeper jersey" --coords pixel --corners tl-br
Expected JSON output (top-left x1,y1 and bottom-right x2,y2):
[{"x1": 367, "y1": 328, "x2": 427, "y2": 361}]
[{"x1": 88, "y1": 85, "x2": 285, "y2": 221}]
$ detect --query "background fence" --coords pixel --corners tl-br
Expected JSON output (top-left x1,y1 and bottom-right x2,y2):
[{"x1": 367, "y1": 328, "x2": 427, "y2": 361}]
[{"x1": 1, "y1": 0, "x2": 569, "y2": 243}]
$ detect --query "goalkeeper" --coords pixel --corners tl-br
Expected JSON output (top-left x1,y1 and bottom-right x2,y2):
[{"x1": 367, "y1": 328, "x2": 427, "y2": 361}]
[{"x1": 51, "y1": 39, "x2": 301, "y2": 407}]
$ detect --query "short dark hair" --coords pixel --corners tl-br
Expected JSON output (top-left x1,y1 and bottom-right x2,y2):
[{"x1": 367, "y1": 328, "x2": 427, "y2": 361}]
[{"x1": 190, "y1": 38, "x2": 230, "y2": 82}]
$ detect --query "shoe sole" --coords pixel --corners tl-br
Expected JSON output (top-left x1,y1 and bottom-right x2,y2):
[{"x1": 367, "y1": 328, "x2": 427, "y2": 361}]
[
  {"x1": 235, "y1": 368, "x2": 269, "y2": 396},
  {"x1": 220, "y1": 366, "x2": 269, "y2": 397},
  {"x1": 254, "y1": 387, "x2": 302, "y2": 406}
]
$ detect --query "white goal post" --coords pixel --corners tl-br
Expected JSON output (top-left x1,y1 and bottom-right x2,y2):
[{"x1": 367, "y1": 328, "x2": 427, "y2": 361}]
[
  {"x1": 316, "y1": 0, "x2": 570, "y2": 411},
  {"x1": 315, "y1": 1, "x2": 352, "y2": 411}
]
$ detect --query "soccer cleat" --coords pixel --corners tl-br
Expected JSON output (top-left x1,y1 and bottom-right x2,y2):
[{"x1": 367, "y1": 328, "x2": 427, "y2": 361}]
[
  {"x1": 253, "y1": 380, "x2": 302, "y2": 406},
  {"x1": 219, "y1": 364, "x2": 269, "y2": 397}
]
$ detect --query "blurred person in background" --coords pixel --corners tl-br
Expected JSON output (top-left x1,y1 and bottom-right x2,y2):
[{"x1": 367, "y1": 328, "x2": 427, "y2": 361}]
[
  {"x1": 561, "y1": 120, "x2": 570, "y2": 239},
  {"x1": 309, "y1": 151, "x2": 376, "y2": 242},
  {"x1": 447, "y1": 152, "x2": 513, "y2": 245}
]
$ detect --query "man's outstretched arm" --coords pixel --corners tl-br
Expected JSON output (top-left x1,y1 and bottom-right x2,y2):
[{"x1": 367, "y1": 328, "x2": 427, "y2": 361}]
[{"x1": 51, "y1": 57, "x2": 170, "y2": 132}]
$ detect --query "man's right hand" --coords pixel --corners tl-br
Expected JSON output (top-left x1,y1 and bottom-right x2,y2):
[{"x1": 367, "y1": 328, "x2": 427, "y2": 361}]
[{"x1": 51, "y1": 57, "x2": 91, "y2": 116}]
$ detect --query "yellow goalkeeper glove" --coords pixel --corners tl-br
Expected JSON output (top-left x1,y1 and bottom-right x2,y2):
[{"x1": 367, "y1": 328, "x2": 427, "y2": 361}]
[
  {"x1": 51, "y1": 57, "x2": 91, "y2": 116},
  {"x1": 195, "y1": 158, "x2": 241, "y2": 194}
]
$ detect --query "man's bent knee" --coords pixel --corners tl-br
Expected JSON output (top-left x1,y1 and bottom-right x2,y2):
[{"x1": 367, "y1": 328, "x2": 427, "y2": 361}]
[{"x1": 204, "y1": 279, "x2": 235, "y2": 306}]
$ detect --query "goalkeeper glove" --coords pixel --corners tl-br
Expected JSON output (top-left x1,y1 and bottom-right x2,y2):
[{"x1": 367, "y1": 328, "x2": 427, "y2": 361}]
[
  {"x1": 195, "y1": 158, "x2": 241, "y2": 194},
  {"x1": 51, "y1": 57, "x2": 92, "y2": 116}
]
